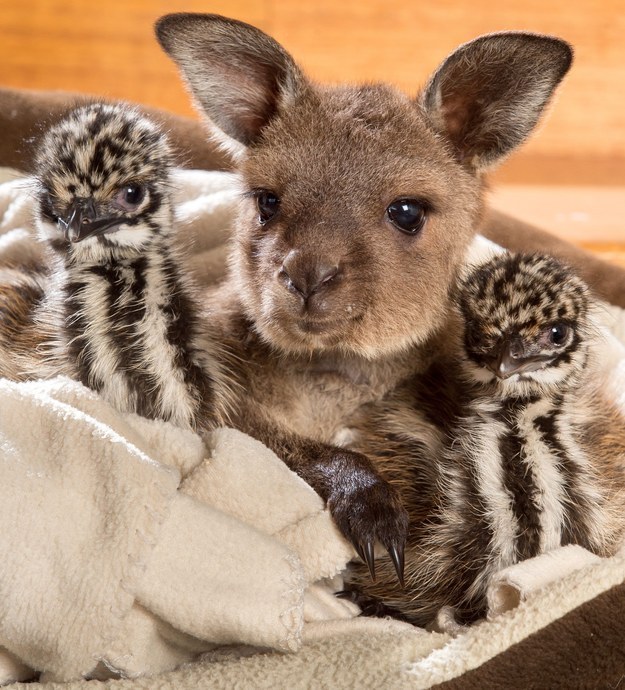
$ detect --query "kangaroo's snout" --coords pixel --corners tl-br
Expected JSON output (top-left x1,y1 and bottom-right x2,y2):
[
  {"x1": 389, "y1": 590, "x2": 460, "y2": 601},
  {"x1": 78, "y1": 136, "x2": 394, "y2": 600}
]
[{"x1": 278, "y1": 249, "x2": 340, "y2": 304}]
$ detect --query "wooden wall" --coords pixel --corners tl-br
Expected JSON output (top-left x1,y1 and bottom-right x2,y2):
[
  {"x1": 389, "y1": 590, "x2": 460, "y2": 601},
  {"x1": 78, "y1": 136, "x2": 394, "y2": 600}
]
[{"x1": 1, "y1": 0, "x2": 624, "y2": 186}]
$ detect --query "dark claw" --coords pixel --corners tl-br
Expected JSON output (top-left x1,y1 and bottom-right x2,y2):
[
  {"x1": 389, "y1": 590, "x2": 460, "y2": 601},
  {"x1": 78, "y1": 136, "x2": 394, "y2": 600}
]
[
  {"x1": 362, "y1": 540, "x2": 376, "y2": 582},
  {"x1": 353, "y1": 541, "x2": 372, "y2": 576},
  {"x1": 353, "y1": 541, "x2": 366, "y2": 564},
  {"x1": 387, "y1": 542, "x2": 405, "y2": 588},
  {"x1": 323, "y1": 449, "x2": 408, "y2": 586}
]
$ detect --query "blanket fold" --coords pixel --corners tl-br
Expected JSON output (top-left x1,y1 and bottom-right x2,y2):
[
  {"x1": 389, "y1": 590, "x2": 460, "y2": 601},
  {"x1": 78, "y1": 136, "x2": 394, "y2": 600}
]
[
  {"x1": 0, "y1": 375, "x2": 356, "y2": 683},
  {"x1": 486, "y1": 545, "x2": 602, "y2": 617},
  {"x1": 135, "y1": 493, "x2": 304, "y2": 652},
  {"x1": 0, "y1": 377, "x2": 180, "y2": 680}
]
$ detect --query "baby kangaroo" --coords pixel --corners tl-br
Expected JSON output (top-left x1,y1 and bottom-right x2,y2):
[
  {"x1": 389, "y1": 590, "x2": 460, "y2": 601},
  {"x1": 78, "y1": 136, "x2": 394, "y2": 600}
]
[
  {"x1": 32, "y1": 103, "x2": 231, "y2": 430},
  {"x1": 156, "y1": 14, "x2": 573, "y2": 578},
  {"x1": 345, "y1": 252, "x2": 625, "y2": 626}
]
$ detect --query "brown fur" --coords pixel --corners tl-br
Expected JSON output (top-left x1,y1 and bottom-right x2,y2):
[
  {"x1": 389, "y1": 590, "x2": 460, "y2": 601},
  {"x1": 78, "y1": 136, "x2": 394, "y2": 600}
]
[
  {"x1": 156, "y1": 15, "x2": 573, "y2": 564},
  {"x1": 581, "y1": 397, "x2": 625, "y2": 542}
]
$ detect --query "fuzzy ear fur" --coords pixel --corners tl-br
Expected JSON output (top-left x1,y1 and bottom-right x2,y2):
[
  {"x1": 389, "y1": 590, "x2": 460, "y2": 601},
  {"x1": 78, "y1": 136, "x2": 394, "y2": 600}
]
[
  {"x1": 155, "y1": 13, "x2": 306, "y2": 159},
  {"x1": 157, "y1": 16, "x2": 572, "y2": 172},
  {"x1": 421, "y1": 32, "x2": 573, "y2": 171}
]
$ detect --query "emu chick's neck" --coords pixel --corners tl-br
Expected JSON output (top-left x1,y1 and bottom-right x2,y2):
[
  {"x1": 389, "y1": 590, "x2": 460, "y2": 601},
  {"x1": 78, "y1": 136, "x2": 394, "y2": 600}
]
[
  {"x1": 57, "y1": 239, "x2": 216, "y2": 431},
  {"x1": 463, "y1": 390, "x2": 605, "y2": 565}
]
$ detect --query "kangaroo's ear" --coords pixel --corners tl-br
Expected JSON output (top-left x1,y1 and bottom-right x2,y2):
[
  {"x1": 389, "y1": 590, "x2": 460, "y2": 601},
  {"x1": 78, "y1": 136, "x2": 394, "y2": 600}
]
[
  {"x1": 421, "y1": 32, "x2": 573, "y2": 171},
  {"x1": 156, "y1": 13, "x2": 306, "y2": 159}
]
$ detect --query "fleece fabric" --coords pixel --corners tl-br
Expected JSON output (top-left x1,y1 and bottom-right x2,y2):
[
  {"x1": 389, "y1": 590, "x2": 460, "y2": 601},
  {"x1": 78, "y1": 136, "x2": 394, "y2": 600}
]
[{"x1": 0, "y1": 376, "x2": 357, "y2": 683}]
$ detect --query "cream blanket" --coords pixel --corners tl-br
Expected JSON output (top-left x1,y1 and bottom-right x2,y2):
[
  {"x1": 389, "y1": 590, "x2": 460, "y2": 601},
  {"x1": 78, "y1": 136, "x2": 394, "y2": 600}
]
[
  {"x1": 0, "y1": 375, "x2": 360, "y2": 683},
  {"x1": 1, "y1": 168, "x2": 625, "y2": 688}
]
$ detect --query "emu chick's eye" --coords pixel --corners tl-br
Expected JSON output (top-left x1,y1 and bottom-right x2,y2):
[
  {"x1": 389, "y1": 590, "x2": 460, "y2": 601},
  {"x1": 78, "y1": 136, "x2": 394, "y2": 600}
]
[
  {"x1": 256, "y1": 191, "x2": 280, "y2": 224},
  {"x1": 387, "y1": 198, "x2": 427, "y2": 235},
  {"x1": 114, "y1": 183, "x2": 145, "y2": 211},
  {"x1": 547, "y1": 323, "x2": 570, "y2": 347}
]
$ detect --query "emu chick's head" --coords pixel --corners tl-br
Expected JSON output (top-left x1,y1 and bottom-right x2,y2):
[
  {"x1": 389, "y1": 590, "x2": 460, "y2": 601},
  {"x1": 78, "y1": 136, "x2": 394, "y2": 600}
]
[
  {"x1": 458, "y1": 253, "x2": 592, "y2": 397},
  {"x1": 35, "y1": 103, "x2": 173, "y2": 261}
]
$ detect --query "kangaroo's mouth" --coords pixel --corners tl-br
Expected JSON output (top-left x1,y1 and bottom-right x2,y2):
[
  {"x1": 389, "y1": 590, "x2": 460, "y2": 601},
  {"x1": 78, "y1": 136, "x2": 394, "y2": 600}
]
[
  {"x1": 261, "y1": 312, "x2": 357, "y2": 354},
  {"x1": 297, "y1": 318, "x2": 345, "y2": 334}
]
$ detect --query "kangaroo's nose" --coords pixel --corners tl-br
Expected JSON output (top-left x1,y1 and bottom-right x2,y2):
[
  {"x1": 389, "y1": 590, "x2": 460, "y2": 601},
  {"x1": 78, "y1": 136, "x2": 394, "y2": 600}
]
[{"x1": 279, "y1": 249, "x2": 340, "y2": 301}]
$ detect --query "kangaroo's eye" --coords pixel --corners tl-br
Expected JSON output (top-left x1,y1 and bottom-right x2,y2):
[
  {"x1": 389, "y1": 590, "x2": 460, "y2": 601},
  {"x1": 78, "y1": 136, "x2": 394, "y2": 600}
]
[
  {"x1": 386, "y1": 199, "x2": 427, "y2": 235},
  {"x1": 114, "y1": 183, "x2": 145, "y2": 211},
  {"x1": 256, "y1": 191, "x2": 280, "y2": 224}
]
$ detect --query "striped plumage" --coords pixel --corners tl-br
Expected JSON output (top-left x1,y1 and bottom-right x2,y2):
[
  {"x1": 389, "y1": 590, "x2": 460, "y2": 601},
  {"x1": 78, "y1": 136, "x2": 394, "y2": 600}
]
[
  {"x1": 345, "y1": 253, "x2": 625, "y2": 626},
  {"x1": 0, "y1": 267, "x2": 47, "y2": 380},
  {"x1": 33, "y1": 103, "x2": 231, "y2": 430}
]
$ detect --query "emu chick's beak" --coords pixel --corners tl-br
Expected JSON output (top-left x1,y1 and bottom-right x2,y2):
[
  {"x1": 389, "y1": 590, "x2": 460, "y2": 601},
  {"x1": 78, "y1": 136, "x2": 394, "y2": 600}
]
[
  {"x1": 486, "y1": 339, "x2": 554, "y2": 379},
  {"x1": 58, "y1": 198, "x2": 122, "y2": 243},
  {"x1": 58, "y1": 198, "x2": 97, "y2": 243}
]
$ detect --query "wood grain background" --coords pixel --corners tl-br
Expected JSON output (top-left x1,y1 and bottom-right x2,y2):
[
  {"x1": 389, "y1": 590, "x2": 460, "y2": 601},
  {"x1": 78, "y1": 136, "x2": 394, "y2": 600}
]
[{"x1": 1, "y1": 1, "x2": 624, "y2": 260}]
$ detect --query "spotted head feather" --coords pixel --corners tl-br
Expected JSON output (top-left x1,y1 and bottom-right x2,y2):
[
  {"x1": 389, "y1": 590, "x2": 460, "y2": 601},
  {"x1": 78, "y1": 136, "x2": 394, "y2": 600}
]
[
  {"x1": 35, "y1": 103, "x2": 174, "y2": 262},
  {"x1": 457, "y1": 253, "x2": 593, "y2": 397}
]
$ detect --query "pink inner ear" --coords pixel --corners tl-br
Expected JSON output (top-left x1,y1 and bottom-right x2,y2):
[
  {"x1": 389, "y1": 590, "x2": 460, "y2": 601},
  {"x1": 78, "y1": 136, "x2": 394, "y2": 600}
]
[
  {"x1": 423, "y1": 34, "x2": 572, "y2": 171},
  {"x1": 203, "y1": 60, "x2": 286, "y2": 146},
  {"x1": 441, "y1": 93, "x2": 468, "y2": 138},
  {"x1": 439, "y1": 93, "x2": 478, "y2": 164},
  {"x1": 225, "y1": 74, "x2": 277, "y2": 145},
  {"x1": 156, "y1": 15, "x2": 308, "y2": 149}
]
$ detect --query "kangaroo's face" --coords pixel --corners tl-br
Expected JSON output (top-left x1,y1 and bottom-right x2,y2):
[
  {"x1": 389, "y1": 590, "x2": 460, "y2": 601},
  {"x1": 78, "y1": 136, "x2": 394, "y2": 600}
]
[
  {"x1": 156, "y1": 14, "x2": 572, "y2": 359},
  {"x1": 234, "y1": 85, "x2": 481, "y2": 357}
]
